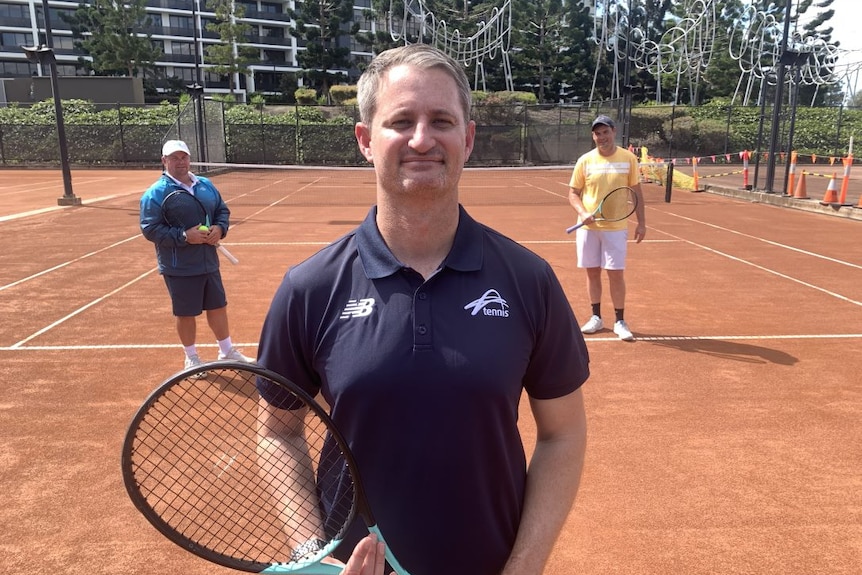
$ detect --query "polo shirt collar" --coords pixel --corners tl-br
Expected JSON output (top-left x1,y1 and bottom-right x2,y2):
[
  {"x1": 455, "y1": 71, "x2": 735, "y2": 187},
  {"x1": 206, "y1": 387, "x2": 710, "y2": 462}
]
[
  {"x1": 356, "y1": 205, "x2": 484, "y2": 279},
  {"x1": 163, "y1": 171, "x2": 199, "y2": 192}
]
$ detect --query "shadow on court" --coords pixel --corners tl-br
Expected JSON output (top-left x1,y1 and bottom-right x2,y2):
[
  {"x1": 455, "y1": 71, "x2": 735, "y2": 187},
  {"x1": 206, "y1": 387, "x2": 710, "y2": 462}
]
[{"x1": 642, "y1": 336, "x2": 799, "y2": 366}]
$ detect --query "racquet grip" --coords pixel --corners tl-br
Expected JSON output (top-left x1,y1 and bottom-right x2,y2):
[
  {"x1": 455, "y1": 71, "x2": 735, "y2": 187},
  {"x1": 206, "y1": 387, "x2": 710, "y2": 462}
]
[{"x1": 217, "y1": 244, "x2": 239, "y2": 265}]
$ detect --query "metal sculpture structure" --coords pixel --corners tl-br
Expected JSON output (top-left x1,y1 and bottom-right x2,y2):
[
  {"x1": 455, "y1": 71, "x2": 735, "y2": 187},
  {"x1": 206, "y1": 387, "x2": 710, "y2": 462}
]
[
  {"x1": 388, "y1": 0, "x2": 514, "y2": 91},
  {"x1": 591, "y1": 0, "x2": 859, "y2": 106}
]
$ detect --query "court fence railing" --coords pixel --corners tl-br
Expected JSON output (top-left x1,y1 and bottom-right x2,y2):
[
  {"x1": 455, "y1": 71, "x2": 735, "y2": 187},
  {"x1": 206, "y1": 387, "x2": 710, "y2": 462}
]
[{"x1": 1, "y1": 100, "x2": 860, "y2": 168}]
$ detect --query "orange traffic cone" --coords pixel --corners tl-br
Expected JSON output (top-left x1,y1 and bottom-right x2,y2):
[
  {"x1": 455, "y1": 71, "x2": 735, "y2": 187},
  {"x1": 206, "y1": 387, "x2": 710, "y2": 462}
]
[
  {"x1": 820, "y1": 173, "x2": 839, "y2": 205},
  {"x1": 691, "y1": 157, "x2": 704, "y2": 192},
  {"x1": 792, "y1": 171, "x2": 809, "y2": 199}
]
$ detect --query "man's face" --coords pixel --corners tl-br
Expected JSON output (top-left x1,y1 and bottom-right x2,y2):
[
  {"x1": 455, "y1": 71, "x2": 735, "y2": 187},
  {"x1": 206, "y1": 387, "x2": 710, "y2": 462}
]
[
  {"x1": 592, "y1": 124, "x2": 617, "y2": 156},
  {"x1": 162, "y1": 151, "x2": 191, "y2": 179},
  {"x1": 355, "y1": 64, "x2": 476, "y2": 198}
]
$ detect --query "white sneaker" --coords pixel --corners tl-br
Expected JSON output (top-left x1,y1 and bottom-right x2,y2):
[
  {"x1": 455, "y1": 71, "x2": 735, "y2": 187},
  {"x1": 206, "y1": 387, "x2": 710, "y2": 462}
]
[
  {"x1": 184, "y1": 353, "x2": 208, "y2": 379},
  {"x1": 217, "y1": 346, "x2": 254, "y2": 363},
  {"x1": 580, "y1": 315, "x2": 604, "y2": 334},
  {"x1": 613, "y1": 320, "x2": 635, "y2": 341}
]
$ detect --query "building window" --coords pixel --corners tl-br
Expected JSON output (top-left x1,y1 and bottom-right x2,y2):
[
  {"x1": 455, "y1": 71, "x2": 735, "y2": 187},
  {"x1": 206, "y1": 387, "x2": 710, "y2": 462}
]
[
  {"x1": 1, "y1": 32, "x2": 32, "y2": 49},
  {"x1": 172, "y1": 41, "x2": 195, "y2": 55},
  {"x1": 0, "y1": 61, "x2": 33, "y2": 76},
  {"x1": 0, "y1": 3, "x2": 29, "y2": 19},
  {"x1": 262, "y1": 26, "x2": 283, "y2": 39},
  {"x1": 169, "y1": 15, "x2": 193, "y2": 30}
]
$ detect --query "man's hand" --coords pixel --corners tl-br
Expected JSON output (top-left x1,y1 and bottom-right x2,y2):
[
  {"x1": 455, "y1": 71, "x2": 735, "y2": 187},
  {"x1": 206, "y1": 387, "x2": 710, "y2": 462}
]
[
  {"x1": 342, "y1": 535, "x2": 396, "y2": 575},
  {"x1": 184, "y1": 225, "x2": 222, "y2": 245}
]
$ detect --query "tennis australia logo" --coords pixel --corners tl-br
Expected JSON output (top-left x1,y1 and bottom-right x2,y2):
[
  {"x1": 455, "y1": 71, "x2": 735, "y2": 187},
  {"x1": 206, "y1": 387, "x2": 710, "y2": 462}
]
[
  {"x1": 340, "y1": 298, "x2": 376, "y2": 319},
  {"x1": 464, "y1": 289, "x2": 509, "y2": 318}
]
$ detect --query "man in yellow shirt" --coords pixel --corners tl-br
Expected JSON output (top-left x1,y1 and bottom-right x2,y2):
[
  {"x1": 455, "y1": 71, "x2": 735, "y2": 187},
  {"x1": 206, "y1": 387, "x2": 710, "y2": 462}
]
[{"x1": 568, "y1": 115, "x2": 646, "y2": 341}]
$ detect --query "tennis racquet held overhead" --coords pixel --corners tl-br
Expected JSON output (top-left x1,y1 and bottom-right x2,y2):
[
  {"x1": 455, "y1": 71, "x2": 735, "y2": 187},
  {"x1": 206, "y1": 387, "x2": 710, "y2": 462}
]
[
  {"x1": 161, "y1": 190, "x2": 240, "y2": 264},
  {"x1": 121, "y1": 361, "x2": 413, "y2": 575},
  {"x1": 566, "y1": 186, "x2": 639, "y2": 234}
]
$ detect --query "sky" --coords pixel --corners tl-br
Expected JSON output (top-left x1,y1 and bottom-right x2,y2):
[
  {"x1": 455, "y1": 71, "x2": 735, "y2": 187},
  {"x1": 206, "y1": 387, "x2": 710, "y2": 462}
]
[{"x1": 826, "y1": 0, "x2": 862, "y2": 68}]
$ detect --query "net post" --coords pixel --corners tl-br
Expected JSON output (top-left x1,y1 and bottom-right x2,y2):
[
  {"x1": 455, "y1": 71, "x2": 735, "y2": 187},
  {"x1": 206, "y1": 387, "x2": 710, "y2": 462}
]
[{"x1": 664, "y1": 162, "x2": 673, "y2": 203}]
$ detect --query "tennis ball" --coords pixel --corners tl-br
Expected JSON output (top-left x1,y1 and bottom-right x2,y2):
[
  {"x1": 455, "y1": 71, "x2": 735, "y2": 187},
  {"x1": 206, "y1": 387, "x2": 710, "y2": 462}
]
[{"x1": 198, "y1": 225, "x2": 209, "y2": 231}]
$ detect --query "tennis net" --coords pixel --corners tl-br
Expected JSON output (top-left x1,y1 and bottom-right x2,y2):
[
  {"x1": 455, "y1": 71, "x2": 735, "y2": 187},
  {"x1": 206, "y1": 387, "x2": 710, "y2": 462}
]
[{"x1": 191, "y1": 162, "x2": 575, "y2": 206}]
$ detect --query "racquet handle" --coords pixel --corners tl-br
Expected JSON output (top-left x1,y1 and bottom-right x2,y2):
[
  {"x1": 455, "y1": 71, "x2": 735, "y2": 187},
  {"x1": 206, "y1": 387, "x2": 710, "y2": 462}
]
[
  {"x1": 217, "y1": 244, "x2": 239, "y2": 265},
  {"x1": 566, "y1": 220, "x2": 590, "y2": 234}
]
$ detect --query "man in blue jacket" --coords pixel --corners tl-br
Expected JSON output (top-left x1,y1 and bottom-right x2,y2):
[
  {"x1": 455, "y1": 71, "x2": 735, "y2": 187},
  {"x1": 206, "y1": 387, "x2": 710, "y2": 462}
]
[{"x1": 140, "y1": 140, "x2": 251, "y2": 374}]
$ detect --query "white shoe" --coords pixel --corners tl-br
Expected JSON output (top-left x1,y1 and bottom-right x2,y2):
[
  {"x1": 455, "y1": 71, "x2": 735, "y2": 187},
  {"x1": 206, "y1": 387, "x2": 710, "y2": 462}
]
[
  {"x1": 217, "y1": 346, "x2": 254, "y2": 362},
  {"x1": 184, "y1": 353, "x2": 208, "y2": 379},
  {"x1": 580, "y1": 315, "x2": 604, "y2": 334},
  {"x1": 613, "y1": 320, "x2": 635, "y2": 341}
]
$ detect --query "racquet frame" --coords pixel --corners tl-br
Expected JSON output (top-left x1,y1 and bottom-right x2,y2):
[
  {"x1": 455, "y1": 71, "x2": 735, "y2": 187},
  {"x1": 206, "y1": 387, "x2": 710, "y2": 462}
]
[
  {"x1": 566, "y1": 185, "x2": 638, "y2": 234},
  {"x1": 121, "y1": 361, "x2": 412, "y2": 574}
]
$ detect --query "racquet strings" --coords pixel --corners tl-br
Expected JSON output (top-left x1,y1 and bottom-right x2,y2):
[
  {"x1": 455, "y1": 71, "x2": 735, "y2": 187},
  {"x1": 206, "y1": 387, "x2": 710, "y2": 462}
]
[
  {"x1": 126, "y1": 367, "x2": 356, "y2": 568},
  {"x1": 162, "y1": 191, "x2": 206, "y2": 230},
  {"x1": 596, "y1": 187, "x2": 637, "y2": 222}
]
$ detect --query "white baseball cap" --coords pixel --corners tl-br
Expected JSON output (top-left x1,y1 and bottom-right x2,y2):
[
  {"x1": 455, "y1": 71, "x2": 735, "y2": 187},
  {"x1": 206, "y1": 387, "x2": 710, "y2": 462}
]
[{"x1": 162, "y1": 140, "x2": 191, "y2": 157}]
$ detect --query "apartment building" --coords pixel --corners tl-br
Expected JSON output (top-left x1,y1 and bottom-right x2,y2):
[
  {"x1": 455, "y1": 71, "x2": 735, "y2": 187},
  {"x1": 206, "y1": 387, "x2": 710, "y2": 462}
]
[{"x1": 0, "y1": 0, "x2": 375, "y2": 100}]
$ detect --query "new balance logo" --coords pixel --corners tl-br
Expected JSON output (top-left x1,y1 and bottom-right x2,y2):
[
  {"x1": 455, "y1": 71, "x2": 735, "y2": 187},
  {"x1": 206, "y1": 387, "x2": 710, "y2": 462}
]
[
  {"x1": 464, "y1": 289, "x2": 509, "y2": 318},
  {"x1": 340, "y1": 298, "x2": 376, "y2": 319}
]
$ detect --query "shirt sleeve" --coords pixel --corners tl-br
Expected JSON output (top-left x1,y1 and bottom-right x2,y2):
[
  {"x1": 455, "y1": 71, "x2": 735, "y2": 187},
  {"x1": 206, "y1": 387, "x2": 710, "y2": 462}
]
[
  {"x1": 256, "y1": 269, "x2": 323, "y2": 409},
  {"x1": 522, "y1": 263, "x2": 590, "y2": 400}
]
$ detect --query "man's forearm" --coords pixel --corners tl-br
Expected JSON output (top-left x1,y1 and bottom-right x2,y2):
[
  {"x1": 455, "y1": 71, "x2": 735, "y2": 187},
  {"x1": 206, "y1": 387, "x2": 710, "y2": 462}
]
[{"x1": 501, "y1": 431, "x2": 587, "y2": 575}]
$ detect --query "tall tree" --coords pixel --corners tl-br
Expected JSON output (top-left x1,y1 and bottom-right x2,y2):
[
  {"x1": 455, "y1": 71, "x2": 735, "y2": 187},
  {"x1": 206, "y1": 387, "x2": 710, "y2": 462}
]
[
  {"x1": 288, "y1": 0, "x2": 361, "y2": 99},
  {"x1": 509, "y1": 0, "x2": 597, "y2": 102},
  {"x1": 204, "y1": 0, "x2": 258, "y2": 98},
  {"x1": 63, "y1": 0, "x2": 162, "y2": 78}
]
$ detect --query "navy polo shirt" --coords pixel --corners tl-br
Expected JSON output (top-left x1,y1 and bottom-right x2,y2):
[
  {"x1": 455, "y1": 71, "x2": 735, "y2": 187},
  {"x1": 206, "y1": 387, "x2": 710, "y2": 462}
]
[{"x1": 257, "y1": 205, "x2": 589, "y2": 575}]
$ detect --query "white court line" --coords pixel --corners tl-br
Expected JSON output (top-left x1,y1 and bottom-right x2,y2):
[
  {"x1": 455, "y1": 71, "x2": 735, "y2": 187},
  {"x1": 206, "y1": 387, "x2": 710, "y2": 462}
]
[
  {"x1": 580, "y1": 333, "x2": 862, "y2": 343},
  {"x1": 0, "y1": 176, "x2": 119, "y2": 198},
  {"x1": 227, "y1": 240, "x2": 678, "y2": 247},
  {"x1": 664, "y1": 211, "x2": 862, "y2": 270},
  {"x1": 0, "y1": 193, "x2": 132, "y2": 223},
  {"x1": 653, "y1": 227, "x2": 862, "y2": 307},
  {"x1": 0, "y1": 234, "x2": 141, "y2": 292},
  {"x1": 8, "y1": 267, "x2": 160, "y2": 349},
  {"x1": 2, "y1": 333, "x2": 860, "y2": 352},
  {"x1": 0, "y1": 343, "x2": 260, "y2": 351}
]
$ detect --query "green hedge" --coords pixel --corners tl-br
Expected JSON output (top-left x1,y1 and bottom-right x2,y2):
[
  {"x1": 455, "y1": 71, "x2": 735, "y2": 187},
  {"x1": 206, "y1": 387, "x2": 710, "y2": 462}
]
[{"x1": 2, "y1": 97, "x2": 860, "y2": 166}]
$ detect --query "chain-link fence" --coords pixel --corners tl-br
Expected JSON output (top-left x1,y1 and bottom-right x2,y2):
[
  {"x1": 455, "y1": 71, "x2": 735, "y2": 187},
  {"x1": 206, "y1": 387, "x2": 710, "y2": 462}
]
[{"x1": 1, "y1": 100, "x2": 860, "y2": 167}]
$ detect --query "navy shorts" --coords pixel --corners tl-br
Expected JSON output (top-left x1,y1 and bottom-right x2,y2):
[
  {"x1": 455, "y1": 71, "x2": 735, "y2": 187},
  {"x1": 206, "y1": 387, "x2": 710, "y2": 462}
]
[{"x1": 163, "y1": 272, "x2": 228, "y2": 317}]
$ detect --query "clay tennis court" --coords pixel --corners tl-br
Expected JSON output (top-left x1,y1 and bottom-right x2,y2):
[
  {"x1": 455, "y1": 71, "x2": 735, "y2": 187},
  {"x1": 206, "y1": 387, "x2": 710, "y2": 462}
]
[{"x1": 1, "y1": 165, "x2": 860, "y2": 575}]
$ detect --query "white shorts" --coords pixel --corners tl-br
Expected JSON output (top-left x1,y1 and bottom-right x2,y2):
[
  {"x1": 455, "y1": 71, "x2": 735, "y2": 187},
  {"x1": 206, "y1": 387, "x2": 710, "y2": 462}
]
[{"x1": 576, "y1": 228, "x2": 628, "y2": 270}]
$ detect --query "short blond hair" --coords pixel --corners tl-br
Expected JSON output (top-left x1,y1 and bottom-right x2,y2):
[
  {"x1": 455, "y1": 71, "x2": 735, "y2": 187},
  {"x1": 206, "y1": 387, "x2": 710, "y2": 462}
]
[{"x1": 357, "y1": 44, "x2": 472, "y2": 125}]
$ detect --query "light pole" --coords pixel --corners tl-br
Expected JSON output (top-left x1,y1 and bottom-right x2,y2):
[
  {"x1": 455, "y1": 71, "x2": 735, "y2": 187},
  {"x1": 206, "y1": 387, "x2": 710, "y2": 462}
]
[
  {"x1": 22, "y1": 0, "x2": 79, "y2": 206},
  {"x1": 620, "y1": 0, "x2": 635, "y2": 149},
  {"x1": 189, "y1": 0, "x2": 208, "y2": 162},
  {"x1": 764, "y1": 0, "x2": 793, "y2": 194}
]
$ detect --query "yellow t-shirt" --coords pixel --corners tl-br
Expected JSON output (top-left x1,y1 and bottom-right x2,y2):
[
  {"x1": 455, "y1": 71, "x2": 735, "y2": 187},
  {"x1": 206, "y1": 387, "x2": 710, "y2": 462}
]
[{"x1": 569, "y1": 146, "x2": 639, "y2": 231}]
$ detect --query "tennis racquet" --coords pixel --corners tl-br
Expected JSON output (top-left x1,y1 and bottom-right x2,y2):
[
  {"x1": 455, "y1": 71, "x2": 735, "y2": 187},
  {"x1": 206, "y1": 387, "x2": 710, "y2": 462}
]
[
  {"x1": 566, "y1": 185, "x2": 639, "y2": 234},
  {"x1": 162, "y1": 190, "x2": 240, "y2": 265},
  {"x1": 121, "y1": 361, "x2": 413, "y2": 575}
]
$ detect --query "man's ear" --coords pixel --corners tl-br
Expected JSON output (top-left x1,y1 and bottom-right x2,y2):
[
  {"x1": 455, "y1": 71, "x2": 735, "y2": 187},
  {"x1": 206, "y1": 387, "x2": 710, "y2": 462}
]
[{"x1": 355, "y1": 122, "x2": 373, "y2": 163}]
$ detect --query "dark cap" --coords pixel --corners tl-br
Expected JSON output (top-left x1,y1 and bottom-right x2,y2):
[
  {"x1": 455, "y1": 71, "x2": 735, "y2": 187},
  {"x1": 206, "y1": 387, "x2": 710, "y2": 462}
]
[{"x1": 591, "y1": 115, "x2": 615, "y2": 130}]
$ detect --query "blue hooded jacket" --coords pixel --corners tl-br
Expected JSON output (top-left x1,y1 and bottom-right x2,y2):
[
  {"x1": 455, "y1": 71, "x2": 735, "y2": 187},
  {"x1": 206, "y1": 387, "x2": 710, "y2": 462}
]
[{"x1": 140, "y1": 173, "x2": 230, "y2": 276}]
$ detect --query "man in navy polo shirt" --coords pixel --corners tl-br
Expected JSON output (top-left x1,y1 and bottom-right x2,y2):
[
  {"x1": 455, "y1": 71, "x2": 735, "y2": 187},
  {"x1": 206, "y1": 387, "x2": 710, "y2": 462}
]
[{"x1": 256, "y1": 44, "x2": 589, "y2": 575}]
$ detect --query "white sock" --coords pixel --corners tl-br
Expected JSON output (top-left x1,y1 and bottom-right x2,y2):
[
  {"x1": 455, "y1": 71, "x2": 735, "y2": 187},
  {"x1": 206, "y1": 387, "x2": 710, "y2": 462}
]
[
  {"x1": 183, "y1": 345, "x2": 198, "y2": 359},
  {"x1": 217, "y1": 337, "x2": 233, "y2": 355}
]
